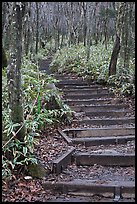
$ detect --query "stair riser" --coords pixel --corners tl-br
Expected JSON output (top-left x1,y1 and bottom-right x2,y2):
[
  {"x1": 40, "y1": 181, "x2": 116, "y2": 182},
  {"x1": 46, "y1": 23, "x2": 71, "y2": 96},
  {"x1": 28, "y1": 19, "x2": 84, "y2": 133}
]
[
  {"x1": 64, "y1": 93, "x2": 114, "y2": 99},
  {"x1": 43, "y1": 180, "x2": 135, "y2": 196},
  {"x1": 57, "y1": 84, "x2": 102, "y2": 89},
  {"x1": 72, "y1": 136, "x2": 135, "y2": 146},
  {"x1": 64, "y1": 89, "x2": 109, "y2": 95},
  {"x1": 64, "y1": 99, "x2": 113, "y2": 105},
  {"x1": 72, "y1": 105, "x2": 128, "y2": 112},
  {"x1": 64, "y1": 128, "x2": 135, "y2": 137},
  {"x1": 74, "y1": 118, "x2": 135, "y2": 126},
  {"x1": 73, "y1": 154, "x2": 135, "y2": 166},
  {"x1": 86, "y1": 111, "x2": 129, "y2": 117}
]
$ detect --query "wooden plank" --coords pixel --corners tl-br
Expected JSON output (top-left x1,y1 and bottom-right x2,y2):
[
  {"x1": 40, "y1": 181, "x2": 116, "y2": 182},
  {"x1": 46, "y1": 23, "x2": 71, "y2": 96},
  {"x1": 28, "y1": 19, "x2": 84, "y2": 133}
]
[
  {"x1": 74, "y1": 153, "x2": 135, "y2": 166},
  {"x1": 52, "y1": 147, "x2": 75, "y2": 174}
]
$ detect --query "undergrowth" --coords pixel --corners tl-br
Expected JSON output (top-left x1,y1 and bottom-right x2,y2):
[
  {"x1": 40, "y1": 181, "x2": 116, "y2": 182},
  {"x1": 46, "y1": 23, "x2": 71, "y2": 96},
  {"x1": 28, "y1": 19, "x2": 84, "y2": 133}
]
[
  {"x1": 2, "y1": 54, "x2": 73, "y2": 180},
  {"x1": 50, "y1": 42, "x2": 135, "y2": 97}
]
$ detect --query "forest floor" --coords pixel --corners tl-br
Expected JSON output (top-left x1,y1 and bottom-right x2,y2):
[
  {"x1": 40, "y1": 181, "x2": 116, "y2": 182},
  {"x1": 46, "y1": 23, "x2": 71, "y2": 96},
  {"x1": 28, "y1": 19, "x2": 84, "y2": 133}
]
[
  {"x1": 2, "y1": 58, "x2": 135, "y2": 202},
  {"x1": 2, "y1": 99, "x2": 135, "y2": 202}
]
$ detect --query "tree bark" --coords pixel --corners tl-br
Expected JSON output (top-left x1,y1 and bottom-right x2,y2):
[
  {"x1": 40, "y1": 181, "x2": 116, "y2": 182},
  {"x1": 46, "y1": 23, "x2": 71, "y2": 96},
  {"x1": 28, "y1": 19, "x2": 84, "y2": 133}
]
[
  {"x1": 7, "y1": 2, "x2": 26, "y2": 141},
  {"x1": 2, "y1": 46, "x2": 8, "y2": 68},
  {"x1": 108, "y1": 2, "x2": 125, "y2": 76},
  {"x1": 108, "y1": 35, "x2": 120, "y2": 76},
  {"x1": 35, "y1": 2, "x2": 39, "y2": 54}
]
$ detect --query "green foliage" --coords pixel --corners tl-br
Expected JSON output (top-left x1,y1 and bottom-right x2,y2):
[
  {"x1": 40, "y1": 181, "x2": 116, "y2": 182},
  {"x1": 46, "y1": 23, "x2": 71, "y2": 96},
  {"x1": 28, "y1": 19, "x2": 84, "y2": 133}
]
[
  {"x1": 51, "y1": 42, "x2": 135, "y2": 97},
  {"x1": 50, "y1": 44, "x2": 87, "y2": 74},
  {"x1": 2, "y1": 137, "x2": 38, "y2": 179},
  {"x1": 2, "y1": 55, "x2": 73, "y2": 180},
  {"x1": 50, "y1": 42, "x2": 113, "y2": 81},
  {"x1": 107, "y1": 57, "x2": 135, "y2": 96}
]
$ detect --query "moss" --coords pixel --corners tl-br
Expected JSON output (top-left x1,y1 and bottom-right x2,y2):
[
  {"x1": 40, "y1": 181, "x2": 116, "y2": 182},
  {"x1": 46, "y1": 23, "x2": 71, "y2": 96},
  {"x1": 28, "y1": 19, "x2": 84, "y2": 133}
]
[{"x1": 28, "y1": 163, "x2": 50, "y2": 178}]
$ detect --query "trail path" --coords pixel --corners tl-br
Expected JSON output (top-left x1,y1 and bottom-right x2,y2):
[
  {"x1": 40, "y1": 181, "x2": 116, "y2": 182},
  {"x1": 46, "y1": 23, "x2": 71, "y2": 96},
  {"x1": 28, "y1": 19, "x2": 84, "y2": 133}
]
[{"x1": 39, "y1": 58, "x2": 135, "y2": 202}]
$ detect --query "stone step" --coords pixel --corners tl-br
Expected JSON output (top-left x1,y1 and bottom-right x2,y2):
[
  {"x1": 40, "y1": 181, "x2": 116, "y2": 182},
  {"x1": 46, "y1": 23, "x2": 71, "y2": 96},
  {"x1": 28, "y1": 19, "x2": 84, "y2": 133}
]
[
  {"x1": 43, "y1": 179, "x2": 135, "y2": 197},
  {"x1": 64, "y1": 93, "x2": 114, "y2": 99},
  {"x1": 73, "y1": 117, "x2": 135, "y2": 126},
  {"x1": 73, "y1": 153, "x2": 135, "y2": 166},
  {"x1": 63, "y1": 127, "x2": 135, "y2": 138},
  {"x1": 71, "y1": 104, "x2": 128, "y2": 112}
]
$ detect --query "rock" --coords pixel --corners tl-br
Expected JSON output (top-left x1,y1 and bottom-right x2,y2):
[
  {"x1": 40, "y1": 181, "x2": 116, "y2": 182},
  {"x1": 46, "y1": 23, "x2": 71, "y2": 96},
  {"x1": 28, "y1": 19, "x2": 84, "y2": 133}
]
[
  {"x1": 45, "y1": 83, "x2": 57, "y2": 90},
  {"x1": 28, "y1": 163, "x2": 50, "y2": 178}
]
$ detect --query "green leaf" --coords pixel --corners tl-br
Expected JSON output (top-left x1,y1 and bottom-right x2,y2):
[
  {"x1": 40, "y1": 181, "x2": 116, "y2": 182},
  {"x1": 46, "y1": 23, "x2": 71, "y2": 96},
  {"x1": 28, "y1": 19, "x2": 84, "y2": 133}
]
[{"x1": 23, "y1": 147, "x2": 28, "y2": 156}]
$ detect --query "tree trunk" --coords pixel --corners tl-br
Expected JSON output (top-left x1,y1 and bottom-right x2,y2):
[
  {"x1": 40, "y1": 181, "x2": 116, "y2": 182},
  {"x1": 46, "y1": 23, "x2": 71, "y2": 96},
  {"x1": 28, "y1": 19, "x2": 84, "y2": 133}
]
[
  {"x1": 54, "y1": 30, "x2": 60, "y2": 51},
  {"x1": 60, "y1": 34, "x2": 64, "y2": 48},
  {"x1": 83, "y1": 4, "x2": 87, "y2": 46},
  {"x1": 35, "y1": 2, "x2": 39, "y2": 54},
  {"x1": 108, "y1": 35, "x2": 120, "y2": 76},
  {"x1": 123, "y1": 3, "x2": 130, "y2": 72},
  {"x1": 108, "y1": 2, "x2": 125, "y2": 76},
  {"x1": 2, "y1": 46, "x2": 8, "y2": 68},
  {"x1": 7, "y1": 2, "x2": 26, "y2": 141}
]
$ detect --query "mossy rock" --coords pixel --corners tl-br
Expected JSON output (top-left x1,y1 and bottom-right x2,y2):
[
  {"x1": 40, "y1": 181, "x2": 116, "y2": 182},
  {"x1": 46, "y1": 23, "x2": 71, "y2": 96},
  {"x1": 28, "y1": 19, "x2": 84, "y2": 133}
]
[{"x1": 28, "y1": 163, "x2": 50, "y2": 178}]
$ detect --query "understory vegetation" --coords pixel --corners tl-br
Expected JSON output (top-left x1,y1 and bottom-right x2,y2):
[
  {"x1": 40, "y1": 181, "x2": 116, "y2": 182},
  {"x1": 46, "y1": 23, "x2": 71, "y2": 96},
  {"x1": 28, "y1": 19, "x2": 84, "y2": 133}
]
[
  {"x1": 2, "y1": 52, "x2": 73, "y2": 180},
  {"x1": 50, "y1": 42, "x2": 135, "y2": 97}
]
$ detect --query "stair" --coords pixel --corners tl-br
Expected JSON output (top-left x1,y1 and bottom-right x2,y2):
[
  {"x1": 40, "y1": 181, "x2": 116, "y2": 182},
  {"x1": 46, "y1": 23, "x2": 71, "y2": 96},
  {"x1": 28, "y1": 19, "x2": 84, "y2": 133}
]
[{"x1": 43, "y1": 75, "x2": 135, "y2": 202}]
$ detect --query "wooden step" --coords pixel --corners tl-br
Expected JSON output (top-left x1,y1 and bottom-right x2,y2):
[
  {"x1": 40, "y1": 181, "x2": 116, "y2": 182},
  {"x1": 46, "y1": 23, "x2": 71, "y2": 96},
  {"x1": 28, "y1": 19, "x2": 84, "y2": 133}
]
[
  {"x1": 73, "y1": 117, "x2": 135, "y2": 126},
  {"x1": 63, "y1": 88, "x2": 109, "y2": 95},
  {"x1": 72, "y1": 136, "x2": 135, "y2": 146},
  {"x1": 64, "y1": 93, "x2": 114, "y2": 99},
  {"x1": 73, "y1": 153, "x2": 135, "y2": 166},
  {"x1": 63, "y1": 98, "x2": 114, "y2": 105},
  {"x1": 63, "y1": 127, "x2": 135, "y2": 138},
  {"x1": 85, "y1": 110, "x2": 130, "y2": 117},
  {"x1": 60, "y1": 84, "x2": 103, "y2": 89},
  {"x1": 43, "y1": 179, "x2": 135, "y2": 197},
  {"x1": 71, "y1": 104, "x2": 128, "y2": 112}
]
